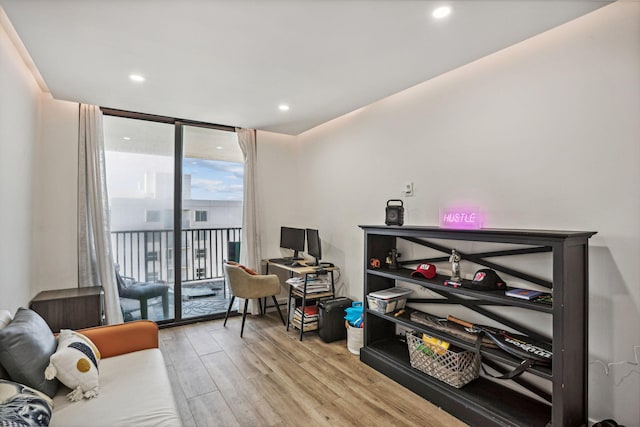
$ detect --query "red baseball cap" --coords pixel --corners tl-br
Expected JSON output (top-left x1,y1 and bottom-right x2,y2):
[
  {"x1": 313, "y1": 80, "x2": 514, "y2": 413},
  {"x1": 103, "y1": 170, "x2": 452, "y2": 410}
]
[{"x1": 411, "y1": 263, "x2": 437, "y2": 279}]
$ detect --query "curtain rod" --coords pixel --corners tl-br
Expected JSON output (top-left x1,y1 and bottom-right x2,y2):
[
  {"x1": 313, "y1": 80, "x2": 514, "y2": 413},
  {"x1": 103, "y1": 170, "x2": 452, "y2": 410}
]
[{"x1": 100, "y1": 107, "x2": 236, "y2": 132}]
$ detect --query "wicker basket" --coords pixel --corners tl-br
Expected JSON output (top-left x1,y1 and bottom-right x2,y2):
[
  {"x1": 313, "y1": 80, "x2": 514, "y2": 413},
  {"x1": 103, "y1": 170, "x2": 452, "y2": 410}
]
[{"x1": 406, "y1": 332, "x2": 480, "y2": 388}]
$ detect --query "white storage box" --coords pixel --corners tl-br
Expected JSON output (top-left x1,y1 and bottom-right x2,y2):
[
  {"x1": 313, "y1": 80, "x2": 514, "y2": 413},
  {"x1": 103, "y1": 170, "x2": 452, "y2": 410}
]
[{"x1": 366, "y1": 287, "x2": 412, "y2": 314}]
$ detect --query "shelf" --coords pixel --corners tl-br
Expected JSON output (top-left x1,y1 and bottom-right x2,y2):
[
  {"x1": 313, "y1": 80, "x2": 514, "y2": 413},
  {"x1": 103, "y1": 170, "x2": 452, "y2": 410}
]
[
  {"x1": 277, "y1": 261, "x2": 337, "y2": 341},
  {"x1": 368, "y1": 307, "x2": 553, "y2": 380},
  {"x1": 360, "y1": 225, "x2": 594, "y2": 426},
  {"x1": 362, "y1": 338, "x2": 551, "y2": 427},
  {"x1": 291, "y1": 289, "x2": 334, "y2": 299},
  {"x1": 367, "y1": 267, "x2": 553, "y2": 314},
  {"x1": 359, "y1": 224, "x2": 596, "y2": 242},
  {"x1": 290, "y1": 319, "x2": 318, "y2": 331}
]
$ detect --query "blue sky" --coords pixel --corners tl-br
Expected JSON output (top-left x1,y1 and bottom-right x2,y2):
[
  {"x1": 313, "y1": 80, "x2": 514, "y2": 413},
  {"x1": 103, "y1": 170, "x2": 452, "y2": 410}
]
[{"x1": 183, "y1": 158, "x2": 244, "y2": 201}]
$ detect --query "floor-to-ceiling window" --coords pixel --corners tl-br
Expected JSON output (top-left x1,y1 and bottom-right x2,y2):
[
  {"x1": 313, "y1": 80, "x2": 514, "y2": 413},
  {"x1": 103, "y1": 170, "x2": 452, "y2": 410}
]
[{"x1": 103, "y1": 110, "x2": 242, "y2": 325}]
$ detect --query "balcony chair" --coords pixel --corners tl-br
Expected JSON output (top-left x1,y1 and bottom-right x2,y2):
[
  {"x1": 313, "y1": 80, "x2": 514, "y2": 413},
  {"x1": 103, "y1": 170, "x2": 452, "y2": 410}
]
[
  {"x1": 115, "y1": 269, "x2": 170, "y2": 320},
  {"x1": 223, "y1": 262, "x2": 285, "y2": 337}
]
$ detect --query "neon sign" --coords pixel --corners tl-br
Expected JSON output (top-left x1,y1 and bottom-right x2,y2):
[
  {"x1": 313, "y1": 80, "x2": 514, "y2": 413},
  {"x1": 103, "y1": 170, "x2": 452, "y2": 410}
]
[{"x1": 439, "y1": 207, "x2": 483, "y2": 229}]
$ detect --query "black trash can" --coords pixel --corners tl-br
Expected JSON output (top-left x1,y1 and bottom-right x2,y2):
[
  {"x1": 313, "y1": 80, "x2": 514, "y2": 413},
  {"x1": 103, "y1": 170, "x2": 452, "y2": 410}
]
[{"x1": 318, "y1": 297, "x2": 353, "y2": 343}]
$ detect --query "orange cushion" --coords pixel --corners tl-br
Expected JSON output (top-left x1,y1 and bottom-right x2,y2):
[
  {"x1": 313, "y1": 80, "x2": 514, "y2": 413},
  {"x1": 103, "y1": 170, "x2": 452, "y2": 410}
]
[
  {"x1": 226, "y1": 261, "x2": 257, "y2": 275},
  {"x1": 77, "y1": 321, "x2": 158, "y2": 359},
  {"x1": 240, "y1": 265, "x2": 258, "y2": 275}
]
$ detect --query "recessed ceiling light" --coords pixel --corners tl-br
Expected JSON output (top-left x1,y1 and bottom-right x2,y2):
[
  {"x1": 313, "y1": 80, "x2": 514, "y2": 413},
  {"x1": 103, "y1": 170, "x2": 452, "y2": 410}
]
[
  {"x1": 278, "y1": 104, "x2": 290, "y2": 112},
  {"x1": 432, "y1": 6, "x2": 451, "y2": 19},
  {"x1": 216, "y1": 146, "x2": 223, "y2": 150},
  {"x1": 123, "y1": 136, "x2": 131, "y2": 140},
  {"x1": 129, "y1": 74, "x2": 145, "y2": 82}
]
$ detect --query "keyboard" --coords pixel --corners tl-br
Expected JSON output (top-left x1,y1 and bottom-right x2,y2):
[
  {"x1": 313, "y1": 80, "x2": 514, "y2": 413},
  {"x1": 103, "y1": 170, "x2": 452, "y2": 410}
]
[{"x1": 268, "y1": 258, "x2": 293, "y2": 265}]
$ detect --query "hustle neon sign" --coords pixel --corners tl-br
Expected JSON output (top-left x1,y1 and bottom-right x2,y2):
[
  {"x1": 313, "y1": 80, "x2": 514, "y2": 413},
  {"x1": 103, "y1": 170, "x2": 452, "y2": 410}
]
[{"x1": 439, "y1": 207, "x2": 483, "y2": 229}]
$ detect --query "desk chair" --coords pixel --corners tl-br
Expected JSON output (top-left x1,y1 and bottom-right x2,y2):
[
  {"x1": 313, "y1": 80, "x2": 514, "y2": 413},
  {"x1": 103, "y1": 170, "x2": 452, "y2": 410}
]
[
  {"x1": 115, "y1": 270, "x2": 170, "y2": 320},
  {"x1": 223, "y1": 263, "x2": 285, "y2": 337}
]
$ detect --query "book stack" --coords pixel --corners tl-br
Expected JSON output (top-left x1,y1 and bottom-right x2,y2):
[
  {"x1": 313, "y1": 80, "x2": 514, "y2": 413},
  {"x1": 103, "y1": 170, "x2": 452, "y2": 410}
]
[{"x1": 291, "y1": 305, "x2": 319, "y2": 331}]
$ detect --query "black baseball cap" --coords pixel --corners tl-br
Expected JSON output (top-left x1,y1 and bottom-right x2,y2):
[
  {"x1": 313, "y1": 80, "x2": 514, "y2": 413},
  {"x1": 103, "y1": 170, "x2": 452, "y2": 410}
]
[{"x1": 471, "y1": 269, "x2": 506, "y2": 290}]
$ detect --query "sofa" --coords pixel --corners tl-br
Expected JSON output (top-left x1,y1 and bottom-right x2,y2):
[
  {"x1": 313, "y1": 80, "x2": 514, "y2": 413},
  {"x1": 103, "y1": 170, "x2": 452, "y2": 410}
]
[{"x1": 0, "y1": 308, "x2": 182, "y2": 427}]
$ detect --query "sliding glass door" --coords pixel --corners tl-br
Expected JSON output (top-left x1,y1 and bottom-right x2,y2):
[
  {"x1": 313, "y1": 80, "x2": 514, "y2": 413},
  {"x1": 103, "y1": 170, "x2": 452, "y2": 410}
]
[
  {"x1": 103, "y1": 111, "x2": 242, "y2": 324},
  {"x1": 180, "y1": 124, "x2": 243, "y2": 320}
]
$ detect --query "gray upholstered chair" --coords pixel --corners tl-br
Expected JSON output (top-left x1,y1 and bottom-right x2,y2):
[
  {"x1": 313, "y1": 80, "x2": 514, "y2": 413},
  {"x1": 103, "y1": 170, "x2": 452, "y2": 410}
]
[
  {"x1": 223, "y1": 263, "x2": 285, "y2": 337},
  {"x1": 115, "y1": 269, "x2": 170, "y2": 320}
]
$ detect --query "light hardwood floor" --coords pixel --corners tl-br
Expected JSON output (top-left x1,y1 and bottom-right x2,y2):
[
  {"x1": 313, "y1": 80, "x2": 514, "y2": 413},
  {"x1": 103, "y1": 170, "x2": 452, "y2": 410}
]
[{"x1": 159, "y1": 312, "x2": 468, "y2": 427}]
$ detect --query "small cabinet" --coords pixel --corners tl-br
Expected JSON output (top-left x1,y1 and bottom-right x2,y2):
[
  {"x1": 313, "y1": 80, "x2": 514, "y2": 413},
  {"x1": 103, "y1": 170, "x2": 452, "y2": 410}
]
[
  {"x1": 30, "y1": 286, "x2": 104, "y2": 332},
  {"x1": 359, "y1": 225, "x2": 595, "y2": 427}
]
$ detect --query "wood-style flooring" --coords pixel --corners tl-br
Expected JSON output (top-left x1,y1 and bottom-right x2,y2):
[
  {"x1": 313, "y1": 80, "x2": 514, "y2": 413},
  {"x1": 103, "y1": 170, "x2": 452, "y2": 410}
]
[{"x1": 159, "y1": 312, "x2": 468, "y2": 427}]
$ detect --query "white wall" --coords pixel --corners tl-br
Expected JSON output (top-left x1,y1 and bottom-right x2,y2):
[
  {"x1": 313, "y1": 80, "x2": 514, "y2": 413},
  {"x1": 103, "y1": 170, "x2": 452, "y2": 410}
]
[
  {"x1": 0, "y1": 12, "x2": 80, "y2": 306},
  {"x1": 32, "y1": 97, "x2": 79, "y2": 294},
  {"x1": 0, "y1": 14, "x2": 41, "y2": 311},
  {"x1": 256, "y1": 130, "x2": 302, "y2": 260},
  {"x1": 283, "y1": 2, "x2": 638, "y2": 424}
]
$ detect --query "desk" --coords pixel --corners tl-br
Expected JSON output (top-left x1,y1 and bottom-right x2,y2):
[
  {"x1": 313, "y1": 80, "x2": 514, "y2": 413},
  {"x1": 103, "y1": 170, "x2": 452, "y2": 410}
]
[{"x1": 265, "y1": 260, "x2": 338, "y2": 340}]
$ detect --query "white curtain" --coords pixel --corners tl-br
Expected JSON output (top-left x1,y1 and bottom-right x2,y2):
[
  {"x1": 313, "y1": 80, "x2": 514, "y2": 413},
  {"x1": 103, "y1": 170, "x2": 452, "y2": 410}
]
[
  {"x1": 236, "y1": 128, "x2": 261, "y2": 270},
  {"x1": 236, "y1": 128, "x2": 261, "y2": 314},
  {"x1": 78, "y1": 105, "x2": 123, "y2": 325}
]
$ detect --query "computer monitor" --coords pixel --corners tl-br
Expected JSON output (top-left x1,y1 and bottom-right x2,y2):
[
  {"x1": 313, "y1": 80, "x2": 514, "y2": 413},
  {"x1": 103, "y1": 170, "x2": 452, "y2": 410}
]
[
  {"x1": 306, "y1": 228, "x2": 322, "y2": 266},
  {"x1": 280, "y1": 227, "x2": 305, "y2": 260}
]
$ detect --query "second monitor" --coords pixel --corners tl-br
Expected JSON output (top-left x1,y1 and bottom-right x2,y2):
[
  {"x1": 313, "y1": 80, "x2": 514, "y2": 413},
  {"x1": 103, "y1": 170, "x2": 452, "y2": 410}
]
[{"x1": 306, "y1": 228, "x2": 322, "y2": 266}]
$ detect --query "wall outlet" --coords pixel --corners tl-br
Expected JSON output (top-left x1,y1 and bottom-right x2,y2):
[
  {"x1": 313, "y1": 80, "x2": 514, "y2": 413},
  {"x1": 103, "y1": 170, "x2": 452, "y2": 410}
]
[{"x1": 403, "y1": 181, "x2": 414, "y2": 196}]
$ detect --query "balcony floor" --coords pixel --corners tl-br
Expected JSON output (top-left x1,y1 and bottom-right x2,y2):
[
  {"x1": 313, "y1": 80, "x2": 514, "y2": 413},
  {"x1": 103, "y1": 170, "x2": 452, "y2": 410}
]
[{"x1": 120, "y1": 278, "x2": 237, "y2": 322}]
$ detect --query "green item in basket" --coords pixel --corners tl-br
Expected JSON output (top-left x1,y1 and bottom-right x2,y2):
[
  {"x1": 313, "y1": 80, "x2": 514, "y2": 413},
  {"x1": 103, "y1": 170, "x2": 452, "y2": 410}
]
[{"x1": 415, "y1": 342, "x2": 438, "y2": 359}]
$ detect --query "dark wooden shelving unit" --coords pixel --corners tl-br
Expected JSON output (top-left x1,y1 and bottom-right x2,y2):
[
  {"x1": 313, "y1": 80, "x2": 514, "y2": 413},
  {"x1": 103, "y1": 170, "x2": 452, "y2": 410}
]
[{"x1": 359, "y1": 225, "x2": 596, "y2": 427}]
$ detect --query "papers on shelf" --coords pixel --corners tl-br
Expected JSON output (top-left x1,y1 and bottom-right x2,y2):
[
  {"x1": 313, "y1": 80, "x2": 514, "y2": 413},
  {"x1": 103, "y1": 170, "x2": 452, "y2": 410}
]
[{"x1": 286, "y1": 276, "x2": 331, "y2": 293}]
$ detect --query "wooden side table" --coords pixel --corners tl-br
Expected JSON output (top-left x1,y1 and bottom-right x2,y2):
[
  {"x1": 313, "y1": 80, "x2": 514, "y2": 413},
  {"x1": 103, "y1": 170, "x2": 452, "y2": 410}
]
[{"x1": 29, "y1": 287, "x2": 104, "y2": 332}]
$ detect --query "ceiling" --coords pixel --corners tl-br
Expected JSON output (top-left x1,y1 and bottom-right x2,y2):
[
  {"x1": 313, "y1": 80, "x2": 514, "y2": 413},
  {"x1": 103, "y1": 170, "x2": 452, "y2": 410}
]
[{"x1": 1, "y1": 0, "x2": 612, "y2": 135}]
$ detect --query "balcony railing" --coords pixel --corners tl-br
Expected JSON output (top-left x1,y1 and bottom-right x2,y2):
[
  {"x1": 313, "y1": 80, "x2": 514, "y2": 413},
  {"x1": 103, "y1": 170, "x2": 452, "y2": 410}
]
[{"x1": 111, "y1": 227, "x2": 241, "y2": 284}]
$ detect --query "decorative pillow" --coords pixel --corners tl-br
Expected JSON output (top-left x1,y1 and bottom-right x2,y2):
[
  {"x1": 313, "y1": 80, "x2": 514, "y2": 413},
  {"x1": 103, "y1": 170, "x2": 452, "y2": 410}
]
[
  {"x1": 0, "y1": 379, "x2": 53, "y2": 426},
  {"x1": 0, "y1": 309, "x2": 58, "y2": 398},
  {"x1": 227, "y1": 261, "x2": 258, "y2": 275},
  {"x1": 240, "y1": 265, "x2": 258, "y2": 275},
  {"x1": 44, "y1": 330, "x2": 100, "y2": 402}
]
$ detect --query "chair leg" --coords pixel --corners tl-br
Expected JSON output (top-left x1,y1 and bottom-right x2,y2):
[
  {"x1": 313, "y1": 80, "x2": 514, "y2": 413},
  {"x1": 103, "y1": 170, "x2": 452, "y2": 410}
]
[
  {"x1": 272, "y1": 296, "x2": 286, "y2": 326},
  {"x1": 140, "y1": 298, "x2": 148, "y2": 320},
  {"x1": 258, "y1": 298, "x2": 263, "y2": 316},
  {"x1": 240, "y1": 299, "x2": 249, "y2": 338},
  {"x1": 223, "y1": 296, "x2": 235, "y2": 327},
  {"x1": 162, "y1": 290, "x2": 169, "y2": 319}
]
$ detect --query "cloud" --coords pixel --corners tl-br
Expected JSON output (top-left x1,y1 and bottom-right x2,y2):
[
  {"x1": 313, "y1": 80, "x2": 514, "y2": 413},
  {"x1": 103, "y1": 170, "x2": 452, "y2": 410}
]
[
  {"x1": 191, "y1": 178, "x2": 243, "y2": 199},
  {"x1": 191, "y1": 178, "x2": 224, "y2": 193},
  {"x1": 187, "y1": 159, "x2": 244, "y2": 179}
]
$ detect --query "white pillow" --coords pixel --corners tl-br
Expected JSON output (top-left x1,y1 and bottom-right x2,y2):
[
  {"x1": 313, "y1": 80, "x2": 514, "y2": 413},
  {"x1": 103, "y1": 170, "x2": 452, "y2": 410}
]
[
  {"x1": 44, "y1": 330, "x2": 101, "y2": 401},
  {"x1": 0, "y1": 310, "x2": 12, "y2": 330}
]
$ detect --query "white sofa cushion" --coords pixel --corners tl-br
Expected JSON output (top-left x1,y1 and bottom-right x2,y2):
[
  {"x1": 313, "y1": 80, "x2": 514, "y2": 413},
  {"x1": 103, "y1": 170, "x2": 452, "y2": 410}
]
[{"x1": 50, "y1": 348, "x2": 182, "y2": 427}]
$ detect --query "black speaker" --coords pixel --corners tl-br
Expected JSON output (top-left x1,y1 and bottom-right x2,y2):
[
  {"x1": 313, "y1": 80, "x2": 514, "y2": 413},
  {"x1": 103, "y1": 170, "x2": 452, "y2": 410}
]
[{"x1": 385, "y1": 199, "x2": 404, "y2": 226}]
